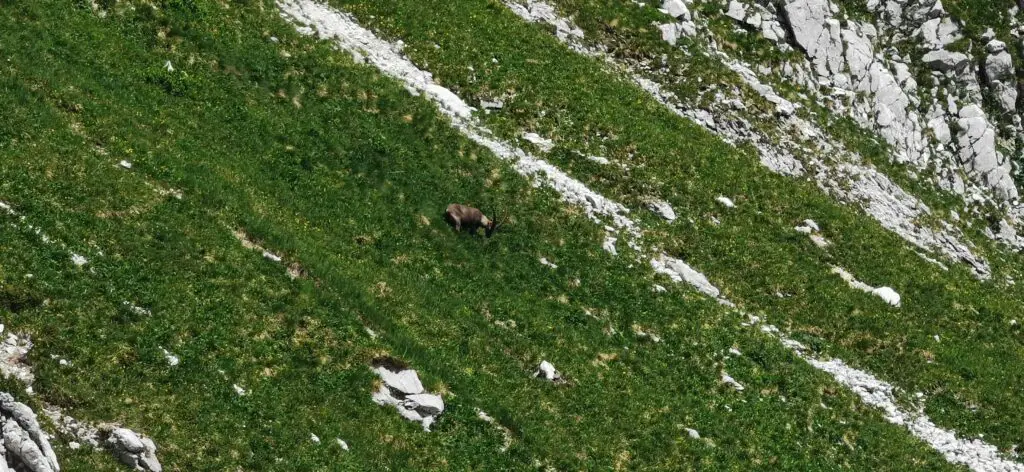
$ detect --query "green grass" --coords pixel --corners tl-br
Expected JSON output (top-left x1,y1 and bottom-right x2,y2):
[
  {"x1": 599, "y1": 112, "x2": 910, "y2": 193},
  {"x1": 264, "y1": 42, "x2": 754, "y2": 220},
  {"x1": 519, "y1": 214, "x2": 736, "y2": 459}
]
[
  {"x1": 0, "y1": 0, "x2": 974, "y2": 470},
  {"x1": 316, "y1": 0, "x2": 1024, "y2": 454}
]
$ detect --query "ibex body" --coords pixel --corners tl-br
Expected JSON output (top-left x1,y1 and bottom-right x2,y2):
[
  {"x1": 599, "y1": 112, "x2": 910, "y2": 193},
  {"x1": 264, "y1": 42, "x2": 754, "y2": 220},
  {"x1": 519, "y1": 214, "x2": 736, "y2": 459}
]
[{"x1": 445, "y1": 204, "x2": 499, "y2": 237}]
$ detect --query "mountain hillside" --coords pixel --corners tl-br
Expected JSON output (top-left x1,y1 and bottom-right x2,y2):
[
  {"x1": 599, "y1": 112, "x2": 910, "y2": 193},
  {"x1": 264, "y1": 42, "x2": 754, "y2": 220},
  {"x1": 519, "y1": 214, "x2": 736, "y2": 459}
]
[{"x1": 1, "y1": 0, "x2": 1023, "y2": 470}]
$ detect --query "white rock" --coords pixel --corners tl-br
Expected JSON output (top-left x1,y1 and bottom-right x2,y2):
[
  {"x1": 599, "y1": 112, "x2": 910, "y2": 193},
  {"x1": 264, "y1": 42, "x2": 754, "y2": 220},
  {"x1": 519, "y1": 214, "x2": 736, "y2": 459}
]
[
  {"x1": 539, "y1": 257, "x2": 558, "y2": 269},
  {"x1": 922, "y1": 50, "x2": 969, "y2": 72},
  {"x1": 521, "y1": 132, "x2": 554, "y2": 152},
  {"x1": 4, "y1": 418, "x2": 56, "y2": 472},
  {"x1": 374, "y1": 367, "x2": 424, "y2": 395},
  {"x1": 872, "y1": 287, "x2": 902, "y2": 307},
  {"x1": 336, "y1": 438, "x2": 349, "y2": 450},
  {"x1": 651, "y1": 255, "x2": 721, "y2": 299},
  {"x1": 721, "y1": 371, "x2": 745, "y2": 391},
  {"x1": 536, "y1": 360, "x2": 560, "y2": 381},
  {"x1": 716, "y1": 196, "x2": 736, "y2": 208},
  {"x1": 726, "y1": 1, "x2": 747, "y2": 22},
  {"x1": 809, "y1": 234, "x2": 831, "y2": 248},
  {"x1": 310, "y1": 434, "x2": 320, "y2": 444},
  {"x1": 232, "y1": 384, "x2": 247, "y2": 396},
  {"x1": 602, "y1": 235, "x2": 618, "y2": 256},
  {"x1": 647, "y1": 199, "x2": 677, "y2": 222},
  {"x1": 107, "y1": 428, "x2": 162, "y2": 472},
  {"x1": 659, "y1": 23, "x2": 682, "y2": 46},
  {"x1": 403, "y1": 393, "x2": 445, "y2": 415},
  {"x1": 480, "y1": 99, "x2": 504, "y2": 110},
  {"x1": 70, "y1": 254, "x2": 87, "y2": 267},
  {"x1": 118, "y1": 160, "x2": 132, "y2": 169},
  {"x1": 661, "y1": 0, "x2": 691, "y2": 20},
  {"x1": 159, "y1": 348, "x2": 180, "y2": 367},
  {"x1": 686, "y1": 428, "x2": 700, "y2": 439}
]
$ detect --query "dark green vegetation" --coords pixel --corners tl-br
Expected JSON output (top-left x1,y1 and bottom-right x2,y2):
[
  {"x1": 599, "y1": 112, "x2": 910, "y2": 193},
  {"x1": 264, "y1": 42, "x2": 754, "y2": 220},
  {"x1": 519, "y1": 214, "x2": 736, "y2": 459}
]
[{"x1": 0, "y1": 0, "x2": 1020, "y2": 470}]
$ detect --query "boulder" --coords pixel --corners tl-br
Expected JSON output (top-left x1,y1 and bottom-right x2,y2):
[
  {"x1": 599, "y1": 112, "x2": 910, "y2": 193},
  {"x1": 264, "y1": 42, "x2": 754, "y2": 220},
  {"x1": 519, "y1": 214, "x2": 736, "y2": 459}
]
[
  {"x1": 661, "y1": 0, "x2": 691, "y2": 20},
  {"x1": 106, "y1": 428, "x2": 162, "y2": 472},
  {"x1": 371, "y1": 363, "x2": 445, "y2": 431},
  {"x1": 403, "y1": 394, "x2": 445, "y2": 416},
  {"x1": 922, "y1": 50, "x2": 969, "y2": 72},
  {"x1": 374, "y1": 367, "x2": 424, "y2": 395},
  {"x1": 726, "y1": 1, "x2": 747, "y2": 22},
  {"x1": 535, "y1": 360, "x2": 560, "y2": 381}
]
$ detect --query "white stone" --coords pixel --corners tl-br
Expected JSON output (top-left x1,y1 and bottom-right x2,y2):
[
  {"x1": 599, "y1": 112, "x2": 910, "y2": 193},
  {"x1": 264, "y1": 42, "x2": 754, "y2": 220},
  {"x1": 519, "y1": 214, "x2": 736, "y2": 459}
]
[
  {"x1": 651, "y1": 255, "x2": 721, "y2": 299},
  {"x1": 647, "y1": 199, "x2": 677, "y2": 222},
  {"x1": 659, "y1": 23, "x2": 682, "y2": 46},
  {"x1": 721, "y1": 371, "x2": 744, "y2": 391},
  {"x1": 521, "y1": 132, "x2": 554, "y2": 152},
  {"x1": 374, "y1": 367, "x2": 424, "y2": 395},
  {"x1": 536, "y1": 360, "x2": 560, "y2": 381},
  {"x1": 404, "y1": 393, "x2": 445, "y2": 415},
  {"x1": 661, "y1": 0, "x2": 691, "y2": 20},
  {"x1": 602, "y1": 235, "x2": 618, "y2": 256},
  {"x1": 872, "y1": 287, "x2": 902, "y2": 306},
  {"x1": 922, "y1": 50, "x2": 968, "y2": 72},
  {"x1": 71, "y1": 254, "x2": 87, "y2": 267},
  {"x1": 726, "y1": 1, "x2": 747, "y2": 22},
  {"x1": 716, "y1": 196, "x2": 736, "y2": 208}
]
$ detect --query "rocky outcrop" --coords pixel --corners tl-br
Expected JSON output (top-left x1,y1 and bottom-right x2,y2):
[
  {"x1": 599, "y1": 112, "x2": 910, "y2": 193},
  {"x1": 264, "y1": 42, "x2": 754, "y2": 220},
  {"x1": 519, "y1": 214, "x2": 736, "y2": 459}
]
[
  {"x1": 371, "y1": 360, "x2": 445, "y2": 431},
  {"x1": 767, "y1": 0, "x2": 1021, "y2": 202},
  {"x1": 0, "y1": 393, "x2": 60, "y2": 472},
  {"x1": 983, "y1": 39, "x2": 1018, "y2": 114},
  {"x1": 105, "y1": 428, "x2": 162, "y2": 472},
  {"x1": 957, "y1": 105, "x2": 1016, "y2": 200}
]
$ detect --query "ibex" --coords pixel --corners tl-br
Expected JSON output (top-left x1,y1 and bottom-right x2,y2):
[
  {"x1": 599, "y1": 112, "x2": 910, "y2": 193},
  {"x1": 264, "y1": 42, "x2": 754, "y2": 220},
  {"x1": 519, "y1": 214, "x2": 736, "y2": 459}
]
[{"x1": 444, "y1": 204, "x2": 502, "y2": 237}]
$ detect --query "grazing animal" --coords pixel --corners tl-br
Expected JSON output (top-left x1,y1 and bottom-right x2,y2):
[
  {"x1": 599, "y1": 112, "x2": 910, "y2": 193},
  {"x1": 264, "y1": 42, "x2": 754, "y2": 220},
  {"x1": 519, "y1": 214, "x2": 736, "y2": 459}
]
[{"x1": 444, "y1": 204, "x2": 500, "y2": 237}]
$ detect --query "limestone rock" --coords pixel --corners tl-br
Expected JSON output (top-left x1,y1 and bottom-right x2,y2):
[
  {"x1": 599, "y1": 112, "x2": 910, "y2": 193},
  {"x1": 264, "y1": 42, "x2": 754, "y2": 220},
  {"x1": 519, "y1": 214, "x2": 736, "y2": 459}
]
[
  {"x1": 922, "y1": 50, "x2": 969, "y2": 72},
  {"x1": 647, "y1": 199, "x2": 677, "y2": 222},
  {"x1": 956, "y1": 105, "x2": 1018, "y2": 200},
  {"x1": 4, "y1": 419, "x2": 54, "y2": 472},
  {"x1": 371, "y1": 362, "x2": 444, "y2": 431},
  {"x1": 784, "y1": 0, "x2": 844, "y2": 78},
  {"x1": 726, "y1": 1, "x2": 747, "y2": 22},
  {"x1": 403, "y1": 394, "x2": 445, "y2": 416},
  {"x1": 872, "y1": 287, "x2": 902, "y2": 307},
  {"x1": 918, "y1": 17, "x2": 961, "y2": 48},
  {"x1": 661, "y1": 0, "x2": 691, "y2": 21},
  {"x1": 984, "y1": 41, "x2": 1017, "y2": 112},
  {"x1": 373, "y1": 367, "x2": 424, "y2": 395},
  {"x1": 535, "y1": 360, "x2": 561, "y2": 381},
  {"x1": 106, "y1": 428, "x2": 162, "y2": 472},
  {"x1": 0, "y1": 394, "x2": 58, "y2": 472}
]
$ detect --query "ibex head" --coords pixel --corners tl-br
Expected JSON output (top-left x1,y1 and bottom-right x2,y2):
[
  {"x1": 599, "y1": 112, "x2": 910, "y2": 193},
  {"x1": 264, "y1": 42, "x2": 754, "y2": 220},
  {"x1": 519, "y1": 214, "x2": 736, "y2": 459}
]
[{"x1": 445, "y1": 203, "x2": 504, "y2": 238}]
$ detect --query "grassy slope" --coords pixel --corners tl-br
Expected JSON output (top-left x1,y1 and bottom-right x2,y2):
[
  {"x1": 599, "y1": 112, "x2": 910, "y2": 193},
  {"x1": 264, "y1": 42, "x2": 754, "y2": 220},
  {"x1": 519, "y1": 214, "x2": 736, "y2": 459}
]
[
  {"x1": 321, "y1": 0, "x2": 1024, "y2": 454},
  {"x1": 0, "y1": 0, "x2": 963, "y2": 470}
]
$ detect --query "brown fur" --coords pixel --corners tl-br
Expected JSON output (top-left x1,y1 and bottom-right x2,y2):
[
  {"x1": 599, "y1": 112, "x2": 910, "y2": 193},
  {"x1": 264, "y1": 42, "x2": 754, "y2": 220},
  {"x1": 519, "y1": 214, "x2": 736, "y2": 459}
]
[{"x1": 444, "y1": 203, "x2": 498, "y2": 237}]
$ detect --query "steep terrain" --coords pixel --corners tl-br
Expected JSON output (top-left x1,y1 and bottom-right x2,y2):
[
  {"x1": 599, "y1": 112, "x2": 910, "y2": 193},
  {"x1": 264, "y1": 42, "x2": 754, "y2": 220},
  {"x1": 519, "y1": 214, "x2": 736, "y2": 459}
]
[{"x1": 0, "y1": 0, "x2": 1023, "y2": 470}]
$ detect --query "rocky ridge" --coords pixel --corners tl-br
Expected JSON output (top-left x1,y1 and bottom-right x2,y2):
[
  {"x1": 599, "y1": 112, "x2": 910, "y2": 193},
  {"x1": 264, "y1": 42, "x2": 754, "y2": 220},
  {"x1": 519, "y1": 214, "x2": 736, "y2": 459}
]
[{"x1": 714, "y1": 0, "x2": 1024, "y2": 245}]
